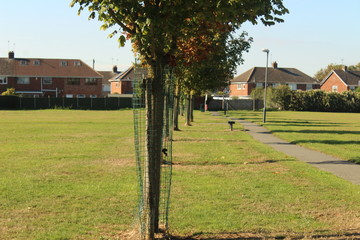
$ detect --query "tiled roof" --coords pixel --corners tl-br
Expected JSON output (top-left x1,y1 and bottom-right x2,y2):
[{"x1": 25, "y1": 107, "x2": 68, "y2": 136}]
[
  {"x1": 98, "y1": 71, "x2": 119, "y2": 84},
  {"x1": 332, "y1": 70, "x2": 360, "y2": 86},
  {"x1": 109, "y1": 66, "x2": 134, "y2": 82},
  {"x1": 231, "y1": 67, "x2": 318, "y2": 84},
  {"x1": 0, "y1": 57, "x2": 102, "y2": 78}
]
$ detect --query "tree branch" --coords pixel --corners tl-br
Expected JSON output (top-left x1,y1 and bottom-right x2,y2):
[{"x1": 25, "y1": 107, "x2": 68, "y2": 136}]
[{"x1": 108, "y1": 9, "x2": 136, "y2": 35}]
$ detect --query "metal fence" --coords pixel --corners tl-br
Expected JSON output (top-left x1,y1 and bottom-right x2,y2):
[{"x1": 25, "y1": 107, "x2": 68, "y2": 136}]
[{"x1": 0, "y1": 96, "x2": 132, "y2": 110}]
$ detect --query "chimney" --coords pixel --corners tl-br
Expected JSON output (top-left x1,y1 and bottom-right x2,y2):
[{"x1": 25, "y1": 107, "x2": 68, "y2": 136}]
[
  {"x1": 343, "y1": 65, "x2": 347, "y2": 71},
  {"x1": 272, "y1": 61, "x2": 278, "y2": 69},
  {"x1": 113, "y1": 65, "x2": 118, "y2": 73},
  {"x1": 8, "y1": 51, "x2": 14, "y2": 59}
]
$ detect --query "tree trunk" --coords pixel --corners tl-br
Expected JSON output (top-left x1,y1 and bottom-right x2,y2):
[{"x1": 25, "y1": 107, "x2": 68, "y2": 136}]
[
  {"x1": 190, "y1": 95, "x2": 194, "y2": 122},
  {"x1": 173, "y1": 83, "x2": 181, "y2": 131},
  {"x1": 143, "y1": 61, "x2": 165, "y2": 240},
  {"x1": 185, "y1": 93, "x2": 192, "y2": 126}
]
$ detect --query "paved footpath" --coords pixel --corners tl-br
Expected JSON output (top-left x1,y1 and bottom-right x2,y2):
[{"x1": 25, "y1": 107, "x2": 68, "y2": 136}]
[{"x1": 223, "y1": 115, "x2": 360, "y2": 185}]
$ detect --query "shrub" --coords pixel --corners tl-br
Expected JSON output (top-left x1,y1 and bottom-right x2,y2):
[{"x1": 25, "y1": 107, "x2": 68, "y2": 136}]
[{"x1": 1, "y1": 88, "x2": 17, "y2": 96}]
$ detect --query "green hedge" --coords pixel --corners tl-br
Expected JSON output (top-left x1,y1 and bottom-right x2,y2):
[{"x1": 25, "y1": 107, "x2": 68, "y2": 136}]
[{"x1": 271, "y1": 86, "x2": 360, "y2": 112}]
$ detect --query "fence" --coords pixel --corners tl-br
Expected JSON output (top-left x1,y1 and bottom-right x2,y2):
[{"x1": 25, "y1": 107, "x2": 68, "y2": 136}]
[
  {"x1": 1, "y1": 96, "x2": 263, "y2": 111},
  {"x1": 207, "y1": 98, "x2": 263, "y2": 111},
  {"x1": 0, "y1": 96, "x2": 132, "y2": 110}
]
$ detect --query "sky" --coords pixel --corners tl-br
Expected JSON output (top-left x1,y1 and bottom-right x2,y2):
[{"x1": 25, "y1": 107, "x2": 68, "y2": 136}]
[{"x1": 1, "y1": 0, "x2": 360, "y2": 77}]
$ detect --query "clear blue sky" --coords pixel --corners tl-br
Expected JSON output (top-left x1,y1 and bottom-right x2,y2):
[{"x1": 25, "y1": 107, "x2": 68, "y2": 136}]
[{"x1": 1, "y1": 0, "x2": 360, "y2": 77}]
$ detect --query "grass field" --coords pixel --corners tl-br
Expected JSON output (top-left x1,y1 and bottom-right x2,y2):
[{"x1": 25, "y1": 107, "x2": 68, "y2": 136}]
[
  {"x1": 1, "y1": 110, "x2": 360, "y2": 239},
  {"x1": 224, "y1": 110, "x2": 360, "y2": 163}
]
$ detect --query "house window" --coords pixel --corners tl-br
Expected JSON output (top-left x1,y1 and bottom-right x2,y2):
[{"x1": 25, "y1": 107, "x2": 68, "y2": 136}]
[
  {"x1": 288, "y1": 83, "x2": 297, "y2": 90},
  {"x1": 17, "y1": 77, "x2": 30, "y2": 84},
  {"x1": 85, "y1": 78, "x2": 97, "y2": 85},
  {"x1": 237, "y1": 83, "x2": 246, "y2": 90},
  {"x1": 332, "y1": 85, "x2": 338, "y2": 92},
  {"x1": 77, "y1": 94, "x2": 86, "y2": 98},
  {"x1": 0, "y1": 76, "x2": 7, "y2": 84},
  {"x1": 65, "y1": 94, "x2": 73, "y2": 98},
  {"x1": 90, "y1": 95, "x2": 97, "y2": 98},
  {"x1": 256, "y1": 83, "x2": 263, "y2": 88},
  {"x1": 43, "y1": 77, "x2": 53, "y2": 85},
  {"x1": 67, "y1": 78, "x2": 80, "y2": 85},
  {"x1": 33, "y1": 60, "x2": 41, "y2": 66},
  {"x1": 74, "y1": 61, "x2": 81, "y2": 66},
  {"x1": 20, "y1": 60, "x2": 28, "y2": 65},
  {"x1": 306, "y1": 84, "x2": 313, "y2": 90},
  {"x1": 61, "y1": 61, "x2": 68, "y2": 66}
]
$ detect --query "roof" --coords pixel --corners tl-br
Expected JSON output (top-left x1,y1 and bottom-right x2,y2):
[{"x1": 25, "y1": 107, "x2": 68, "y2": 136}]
[
  {"x1": 0, "y1": 57, "x2": 102, "y2": 78},
  {"x1": 231, "y1": 66, "x2": 318, "y2": 84},
  {"x1": 98, "y1": 71, "x2": 119, "y2": 84},
  {"x1": 109, "y1": 66, "x2": 134, "y2": 82},
  {"x1": 324, "y1": 70, "x2": 360, "y2": 86}
]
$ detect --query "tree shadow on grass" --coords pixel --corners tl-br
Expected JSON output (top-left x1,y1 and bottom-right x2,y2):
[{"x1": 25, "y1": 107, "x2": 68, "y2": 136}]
[
  {"x1": 291, "y1": 139, "x2": 360, "y2": 145},
  {"x1": 166, "y1": 231, "x2": 360, "y2": 240},
  {"x1": 271, "y1": 129, "x2": 360, "y2": 135}
]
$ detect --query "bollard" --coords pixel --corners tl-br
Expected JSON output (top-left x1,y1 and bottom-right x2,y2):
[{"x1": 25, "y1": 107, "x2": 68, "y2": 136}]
[{"x1": 228, "y1": 121, "x2": 235, "y2": 131}]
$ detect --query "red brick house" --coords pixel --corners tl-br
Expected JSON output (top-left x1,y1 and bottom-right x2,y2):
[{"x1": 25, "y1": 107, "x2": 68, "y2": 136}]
[
  {"x1": 109, "y1": 66, "x2": 135, "y2": 94},
  {"x1": 98, "y1": 65, "x2": 120, "y2": 96},
  {"x1": 230, "y1": 62, "x2": 319, "y2": 98},
  {"x1": 0, "y1": 51, "x2": 103, "y2": 98},
  {"x1": 320, "y1": 67, "x2": 360, "y2": 93}
]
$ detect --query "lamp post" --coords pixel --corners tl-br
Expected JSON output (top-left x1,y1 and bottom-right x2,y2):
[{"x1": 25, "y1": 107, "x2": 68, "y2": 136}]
[{"x1": 262, "y1": 48, "x2": 269, "y2": 123}]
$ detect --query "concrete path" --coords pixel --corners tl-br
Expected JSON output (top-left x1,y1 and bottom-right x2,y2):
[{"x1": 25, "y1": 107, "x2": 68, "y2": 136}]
[{"x1": 223, "y1": 115, "x2": 360, "y2": 185}]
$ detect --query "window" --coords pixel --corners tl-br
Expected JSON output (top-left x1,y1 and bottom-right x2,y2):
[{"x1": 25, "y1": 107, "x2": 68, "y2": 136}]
[
  {"x1": 33, "y1": 60, "x2": 41, "y2": 66},
  {"x1": 0, "y1": 76, "x2": 7, "y2": 84},
  {"x1": 288, "y1": 83, "x2": 297, "y2": 90},
  {"x1": 77, "y1": 94, "x2": 86, "y2": 98},
  {"x1": 85, "y1": 78, "x2": 97, "y2": 85},
  {"x1": 332, "y1": 85, "x2": 338, "y2": 92},
  {"x1": 17, "y1": 77, "x2": 30, "y2": 84},
  {"x1": 60, "y1": 61, "x2": 68, "y2": 66},
  {"x1": 306, "y1": 84, "x2": 313, "y2": 91},
  {"x1": 256, "y1": 83, "x2": 263, "y2": 88},
  {"x1": 74, "y1": 61, "x2": 81, "y2": 66},
  {"x1": 20, "y1": 60, "x2": 28, "y2": 65},
  {"x1": 43, "y1": 77, "x2": 53, "y2": 85},
  {"x1": 237, "y1": 83, "x2": 246, "y2": 90},
  {"x1": 65, "y1": 94, "x2": 73, "y2": 98},
  {"x1": 67, "y1": 78, "x2": 80, "y2": 85},
  {"x1": 90, "y1": 95, "x2": 97, "y2": 98}
]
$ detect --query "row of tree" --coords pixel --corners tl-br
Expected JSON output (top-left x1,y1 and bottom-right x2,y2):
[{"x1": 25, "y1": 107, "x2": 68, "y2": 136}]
[{"x1": 70, "y1": 1, "x2": 289, "y2": 239}]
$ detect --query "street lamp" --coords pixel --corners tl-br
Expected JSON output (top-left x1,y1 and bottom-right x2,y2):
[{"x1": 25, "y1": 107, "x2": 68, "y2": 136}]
[{"x1": 262, "y1": 48, "x2": 269, "y2": 123}]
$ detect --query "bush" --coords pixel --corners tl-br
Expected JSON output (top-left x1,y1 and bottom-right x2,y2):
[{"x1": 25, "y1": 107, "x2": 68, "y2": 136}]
[
  {"x1": 1, "y1": 88, "x2": 17, "y2": 96},
  {"x1": 271, "y1": 88, "x2": 360, "y2": 113}
]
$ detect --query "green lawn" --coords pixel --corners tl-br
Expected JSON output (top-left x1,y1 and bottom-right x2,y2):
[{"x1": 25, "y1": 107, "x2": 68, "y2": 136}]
[
  {"x1": 224, "y1": 110, "x2": 360, "y2": 163},
  {"x1": 1, "y1": 110, "x2": 360, "y2": 239}
]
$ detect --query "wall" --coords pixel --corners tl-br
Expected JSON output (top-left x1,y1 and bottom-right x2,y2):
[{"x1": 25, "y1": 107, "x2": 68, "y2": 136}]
[{"x1": 321, "y1": 74, "x2": 348, "y2": 93}]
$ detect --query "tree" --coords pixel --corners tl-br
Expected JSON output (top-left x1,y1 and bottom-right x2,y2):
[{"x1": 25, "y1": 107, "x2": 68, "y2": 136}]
[
  {"x1": 1, "y1": 88, "x2": 17, "y2": 96},
  {"x1": 314, "y1": 63, "x2": 360, "y2": 81},
  {"x1": 71, "y1": 1, "x2": 288, "y2": 239}
]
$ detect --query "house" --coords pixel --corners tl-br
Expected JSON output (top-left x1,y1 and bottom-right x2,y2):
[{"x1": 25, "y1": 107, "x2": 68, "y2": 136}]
[
  {"x1": 98, "y1": 65, "x2": 120, "y2": 96},
  {"x1": 109, "y1": 66, "x2": 135, "y2": 95},
  {"x1": 230, "y1": 62, "x2": 319, "y2": 98},
  {"x1": 0, "y1": 51, "x2": 103, "y2": 98},
  {"x1": 320, "y1": 66, "x2": 360, "y2": 93}
]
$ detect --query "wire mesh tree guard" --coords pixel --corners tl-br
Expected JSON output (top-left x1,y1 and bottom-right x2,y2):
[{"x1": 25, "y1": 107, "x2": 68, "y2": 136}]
[{"x1": 132, "y1": 66, "x2": 174, "y2": 238}]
